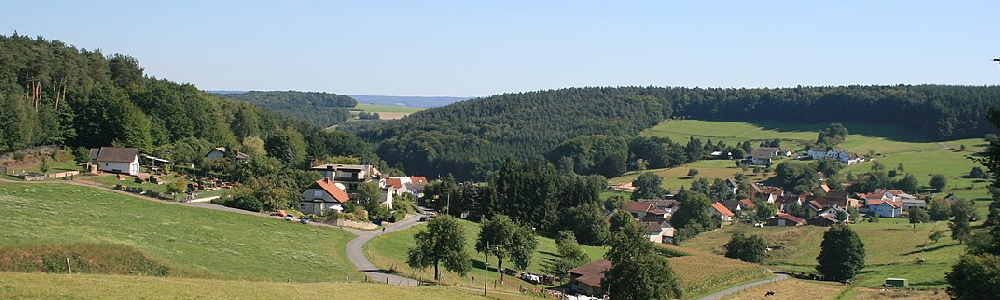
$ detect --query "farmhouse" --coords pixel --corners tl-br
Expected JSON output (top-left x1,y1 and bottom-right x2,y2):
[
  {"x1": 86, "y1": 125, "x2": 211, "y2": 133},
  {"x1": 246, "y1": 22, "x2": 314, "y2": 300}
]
[
  {"x1": 642, "y1": 219, "x2": 675, "y2": 244},
  {"x1": 205, "y1": 147, "x2": 249, "y2": 162},
  {"x1": 569, "y1": 259, "x2": 613, "y2": 297},
  {"x1": 310, "y1": 163, "x2": 382, "y2": 192},
  {"x1": 709, "y1": 202, "x2": 735, "y2": 223},
  {"x1": 623, "y1": 201, "x2": 668, "y2": 220},
  {"x1": 300, "y1": 178, "x2": 351, "y2": 214},
  {"x1": 808, "y1": 148, "x2": 862, "y2": 164},
  {"x1": 89, "y1": 147, "x2": 140, "y2": 175},
  {"x1": 868, "y1": 200, "x2": 903, "y2": 218},
  {"x1": 765, "y1": 213, "x2": 805, "y2": 227}
]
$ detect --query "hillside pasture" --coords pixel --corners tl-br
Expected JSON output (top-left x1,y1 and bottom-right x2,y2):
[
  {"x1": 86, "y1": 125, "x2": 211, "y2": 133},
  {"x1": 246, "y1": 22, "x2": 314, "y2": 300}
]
[
  {"x1": 0, "y1": 182, "x2": 355, "y2": 282},
  {"x1": 679, "y1": 222, "x2": 965, "y2": 287},
  {"x1": 366, "y1": 218, "x2": 772, "y2": 299},
  {"x1": 351, "y1": 103, "x2": 424, "y2": 120},
  {"x1": 716, "y1": 278, "x2": 948, "y2": 300},
  {"x1": 0, "y1": 272, "x2": 497, "y2": 300}
]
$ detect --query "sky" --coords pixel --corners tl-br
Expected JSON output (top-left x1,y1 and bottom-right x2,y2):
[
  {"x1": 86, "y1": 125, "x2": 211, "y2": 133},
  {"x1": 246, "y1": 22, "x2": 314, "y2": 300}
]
[{"x1": 3, "y1": 1, "x2": 999, "y2": 96}]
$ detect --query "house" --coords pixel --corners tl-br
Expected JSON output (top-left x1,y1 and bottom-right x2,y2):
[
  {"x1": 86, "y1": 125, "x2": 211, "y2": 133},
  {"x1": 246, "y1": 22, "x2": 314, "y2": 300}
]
[
  {"x1": 623, "y1": 201, "x2": 668, "y2": 220},
  {"x1": 869, "y1": 200, "x2": 903, "y2": 218},
  {"x1": 300, "y1": 178, "x2": 351, "y2": 214},
  {"x1": 816, "y1": 206, "x2": 850, "y2": 223},
  {"x1": 642, "y1": 220, "x2": 675, "y2": 244},
  {"x1": 765, "y1": 213, "x2": 805, "y2": 227},
  {"x1": 807, "y1": 215, "x2": 839, "y2": 226},
  {"x1": 749, "y1": 148, "x2": 777, "y2": 165},
  {"x1": 205, "y1": 147, "x2": 249, "y2": 162},
  {"x1": 641, "y1": 199, "x2": 680, "y2": 217},
  {"x1": 720, "y1": 199, "x2": 756, "y2": 216},
  {"x1": 724, "y1": 178, "x2": 739, "y2": 194},
  {"x1": 569, "y1": 259, "x2": 613, "y2": 297},
  {"x1": 709, "y1": 202, "x2": 735, "y2": 223},
  {"x1": 89, "y1": 147, "x2": 140, "y2": 175},
  {"x1": 310, "y1": 163, "x2": 381, "y2": 191},
  {"x1": 807, "y1": 148, "x2": 829, "y2": 160},
  {"x1": 407, "y1": 176, "x2": 428, "y2": 197}
]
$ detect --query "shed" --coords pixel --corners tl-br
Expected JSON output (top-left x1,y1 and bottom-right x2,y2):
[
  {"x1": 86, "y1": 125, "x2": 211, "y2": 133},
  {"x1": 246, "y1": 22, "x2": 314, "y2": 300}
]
[{"x1": 885, "y1": 278, "x2": 908, "y2": 287}]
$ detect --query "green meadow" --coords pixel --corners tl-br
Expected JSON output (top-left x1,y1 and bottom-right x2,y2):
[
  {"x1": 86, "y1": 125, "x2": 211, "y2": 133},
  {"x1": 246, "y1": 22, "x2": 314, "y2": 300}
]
[
  {"x1": 681, "y1": 221, "x2": 966, "y2": 287},
  {"x1": 0, "y1": 272, "x2": 497, "y2": 300},
  {"x1": 0, "y1": 182, "x2": 355, "y2": 282}
]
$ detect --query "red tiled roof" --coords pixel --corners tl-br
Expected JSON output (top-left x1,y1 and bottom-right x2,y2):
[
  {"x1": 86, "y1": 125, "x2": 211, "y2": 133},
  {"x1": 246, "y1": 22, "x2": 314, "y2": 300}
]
[
  {"x1": 312, "y1": 178, "x2": 350, "y2": 203},
  {"x1": 386, "y1": 178, "x2": 404, "y2": 189},
  {"x1": 739, "y1": 199, "x2": 756, "y2": 208},
  {"x1": 569, "y1": 259, "x2": 612, "y2": 288},
  {"x1": 410, "y1": 176, "x2": 428, "y2": 184},
  {"x1": 711, "y1": 202, "x2": 735, "y2": 217}
]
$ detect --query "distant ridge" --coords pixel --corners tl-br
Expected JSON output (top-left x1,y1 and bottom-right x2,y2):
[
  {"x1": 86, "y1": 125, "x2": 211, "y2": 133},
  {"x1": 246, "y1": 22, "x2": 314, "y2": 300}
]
[
  {"x1": 349, "y1": 95, "x2": 472, "y2": 108},
  {"x1": 205, "y1": 91, "x2": 470, "y2": 108}
]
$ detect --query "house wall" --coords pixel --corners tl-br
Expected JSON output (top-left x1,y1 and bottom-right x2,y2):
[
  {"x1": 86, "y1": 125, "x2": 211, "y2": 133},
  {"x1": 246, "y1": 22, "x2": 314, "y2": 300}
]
[
  {"x1": 808, "y1": 149, "x2": 827, "y2": 159},
  {"x1": 380, "y1": 190, "x2": 394, "y2": 209},
  {"x1": 98, "y1": 159, "x2": 139, "y2": 176},
  {"x1": 300, "y1": 188, "x2": 341, "y2": 214}
]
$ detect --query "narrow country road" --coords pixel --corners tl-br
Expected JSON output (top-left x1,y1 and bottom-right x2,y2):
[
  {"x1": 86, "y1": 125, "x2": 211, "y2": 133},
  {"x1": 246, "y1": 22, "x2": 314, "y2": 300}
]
[
  {"x1": 342, "y1": 213, "x2": 425, "y2": 286},
  {"x1": 695, "y1": 272, "x2": 789, "y2": 300}
]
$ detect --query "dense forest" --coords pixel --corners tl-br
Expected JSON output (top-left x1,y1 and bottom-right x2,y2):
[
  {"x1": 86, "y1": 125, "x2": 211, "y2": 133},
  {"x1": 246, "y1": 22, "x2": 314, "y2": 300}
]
[
  {"x1": 357, "y1": 86, "x2": 1000, "y2": 181},
  {"x1": 220, "y1": 91, "x2": 357, "y2": 127},
  {"x1": 0, "y1": 34, "x2": 381, "y2": 168}
]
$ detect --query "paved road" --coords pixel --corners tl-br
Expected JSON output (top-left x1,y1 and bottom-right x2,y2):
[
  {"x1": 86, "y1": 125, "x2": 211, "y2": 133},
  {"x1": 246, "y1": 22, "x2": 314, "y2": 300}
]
[
  {"x1": 695, "y1": 272, "x2": 789, "y2": 300},
  {"x1": 342, "y1": 214, "x2": 426, "y2": 286}
]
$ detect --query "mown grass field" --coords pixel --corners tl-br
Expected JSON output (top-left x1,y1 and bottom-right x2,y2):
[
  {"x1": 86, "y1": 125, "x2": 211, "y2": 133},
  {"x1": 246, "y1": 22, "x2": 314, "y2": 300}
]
[
  {"x1": 351, "y1": 103, "x2": 424, "y2": 120},
  {"x1": 623, "y1": 120, "x2": 991, "y2": 206},
  {"x1": 717, "y1": 278, "x2": 948, "y2": 300},
  {"x1": 681, "y1": 221, "x2": 966, "y2": 287},
  {"x1": 0, "y1": 181, "x2": 355, "y2": 282},
  {"x1": 0, "y1": 272, "x2": 496, "y2": 300},
  {"x1": 364, "y1": 217, "x2": 607, "y2": 291},
  {"x1": 366, "y1": 218, "x2": 772, "y2": 299}
]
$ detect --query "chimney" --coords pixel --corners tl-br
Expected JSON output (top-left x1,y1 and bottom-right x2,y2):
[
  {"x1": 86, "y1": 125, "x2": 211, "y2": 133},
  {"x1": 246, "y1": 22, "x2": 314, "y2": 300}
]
[{"x1": 323, "y1": 177, "x2": 331, "y2": 184}]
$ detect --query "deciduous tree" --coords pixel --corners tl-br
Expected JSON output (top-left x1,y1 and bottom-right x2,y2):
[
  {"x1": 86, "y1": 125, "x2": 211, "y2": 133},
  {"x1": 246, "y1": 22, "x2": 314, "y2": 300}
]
[
  {"x1": 407, "y1": 216, "x2": 472, "y2": 282},
  {"x1": 816, "y1": 225, "x2": 865, "y2": 281}
]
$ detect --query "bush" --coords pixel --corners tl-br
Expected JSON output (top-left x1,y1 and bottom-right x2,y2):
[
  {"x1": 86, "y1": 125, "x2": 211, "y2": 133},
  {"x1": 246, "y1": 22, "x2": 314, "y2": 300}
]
[{"x1": 12, "y1": 152, "x2": 25, "y2": 161}]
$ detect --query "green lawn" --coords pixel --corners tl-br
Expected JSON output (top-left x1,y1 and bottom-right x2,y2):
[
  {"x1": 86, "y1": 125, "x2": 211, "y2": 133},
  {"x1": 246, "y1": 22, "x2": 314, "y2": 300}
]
[
  {"x1": 353, "y1": 103, "x2": 425, "y2": 113},
  {"x1": 611, "y1": 159, "x2": 777, "y2": 191},
  {"x1": 0, "y1": 272, "x2": 502, "y2": 300},
  {"x1": 365, "y1": 217, "x2": 607, "y2": 290},
  {"x1": 680, "y1": 222, "x2": 966, "y2": 287},
  {"x1": 0, "y1": 181, "x2": 355, "y2": 282}
]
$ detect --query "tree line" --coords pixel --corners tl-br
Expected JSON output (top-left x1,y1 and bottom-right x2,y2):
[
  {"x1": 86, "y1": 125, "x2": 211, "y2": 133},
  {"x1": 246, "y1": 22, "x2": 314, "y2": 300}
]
[
  {"x1": 357, "y1": 85, "x2": 1000, "y2": 181},
  {"x1": 221, "y1": 90, "x2": 357, "y2": 127},
  {"x1": 0, "y1": 34, "x2": 385, "y2": 212}
]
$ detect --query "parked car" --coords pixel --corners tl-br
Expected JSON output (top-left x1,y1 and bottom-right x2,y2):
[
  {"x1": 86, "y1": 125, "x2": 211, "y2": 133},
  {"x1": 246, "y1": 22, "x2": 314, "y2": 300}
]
[
  {"x1": 284, "y1": 215, "x2": 295, "y2": 221},
  {"x1": 418, "y1": 216, "x2": 428, "y2": 222},
  {"x1": 300, "y1": 217, "x2": 310, "y2": 224}
]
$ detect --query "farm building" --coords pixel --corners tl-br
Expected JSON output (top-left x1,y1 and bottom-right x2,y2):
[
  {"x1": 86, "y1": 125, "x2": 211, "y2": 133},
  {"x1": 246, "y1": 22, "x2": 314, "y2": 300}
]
[
  {"x1": 89, "y1": 147, "x2": 140, "y2": 176},
  {"x1": 765, "y1": 213, "x2": 805, "y2": 227},
  {"x1": 568, "y1": 259, "x2": 612, "y2": 297}
]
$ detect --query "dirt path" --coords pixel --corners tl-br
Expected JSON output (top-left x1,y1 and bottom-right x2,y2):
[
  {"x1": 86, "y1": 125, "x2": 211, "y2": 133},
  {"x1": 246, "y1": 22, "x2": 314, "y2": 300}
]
[
  {"x1": 938, "y1": 142, "x2": 952, "y2": 150},
  {"x1": 695, "y1": 272, "x2": 789, "y2": 300}
]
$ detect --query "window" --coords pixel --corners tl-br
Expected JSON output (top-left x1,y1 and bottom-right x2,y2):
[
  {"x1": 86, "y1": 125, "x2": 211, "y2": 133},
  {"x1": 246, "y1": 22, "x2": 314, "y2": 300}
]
[{"x1": 314, "y1": 190, "x2": 323, "y2": 197}]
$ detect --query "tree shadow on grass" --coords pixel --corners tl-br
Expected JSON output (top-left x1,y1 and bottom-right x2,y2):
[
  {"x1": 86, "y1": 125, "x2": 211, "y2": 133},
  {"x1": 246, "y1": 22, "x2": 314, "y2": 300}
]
[{"x1": 904, "y1": 243, "x2": 958, "y2": 255}]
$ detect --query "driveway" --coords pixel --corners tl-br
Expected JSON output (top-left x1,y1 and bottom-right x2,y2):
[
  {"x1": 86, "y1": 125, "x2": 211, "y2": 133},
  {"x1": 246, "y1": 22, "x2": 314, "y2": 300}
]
[
  {"x1": 695, "y1": 272, "x2": 789, "y2": 300},
  {"x1": 342, "y1": 213, "x2": 425, "y2": 286}
]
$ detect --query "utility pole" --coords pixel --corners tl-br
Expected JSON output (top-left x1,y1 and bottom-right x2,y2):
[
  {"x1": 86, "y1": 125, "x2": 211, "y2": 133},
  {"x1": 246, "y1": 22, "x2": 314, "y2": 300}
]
[{"x1": 484, "y1": 241, "x2": 489, "y2": 297}]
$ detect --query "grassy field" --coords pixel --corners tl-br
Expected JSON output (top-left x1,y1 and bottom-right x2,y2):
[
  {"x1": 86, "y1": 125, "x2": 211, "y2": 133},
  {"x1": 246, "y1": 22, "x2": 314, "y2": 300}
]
[
  {"x1": 366, "y1": 218, "x2": 771, "y2": 299},
  {"x1": 365, "y1": 217, "x2": 607, "y2": 291},
  {"x1": 0, "y1": 272, "x2": 499, "y2": 300},
  {"x1": 609, "y1": 159, "x2": 782, "y2": 191},
  {"x1": 0, "y1": 181, "x2": 355, "y2": 282},
  {"x1": 717, "y1": 278, "x2": 948, "y2": 300},
  {"x1": 680, "y1": 221, "x2": 966, "y2": 287},
  {"x1": 350, "y1": 103, "x2": 425, "y2": 120}
]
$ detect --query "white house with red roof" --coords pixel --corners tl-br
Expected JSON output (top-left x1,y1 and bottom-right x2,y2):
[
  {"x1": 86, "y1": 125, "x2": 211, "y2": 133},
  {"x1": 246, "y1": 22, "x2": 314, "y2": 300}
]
[
  {"x1": 869, "y1": 200, "x2": 903, "y2": 218},
  {"x1": 709, "y1": 202, "x2": 735, "y2": 223},
  {"x1": 300, "y1": 178, "x2": 351, "y2": 214}
]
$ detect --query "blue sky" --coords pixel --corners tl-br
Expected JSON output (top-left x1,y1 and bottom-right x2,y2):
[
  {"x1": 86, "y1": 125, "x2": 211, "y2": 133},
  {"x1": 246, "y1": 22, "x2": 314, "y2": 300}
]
[{"x1": 3, "y1": 1, "x2": 999, "y2": 96}]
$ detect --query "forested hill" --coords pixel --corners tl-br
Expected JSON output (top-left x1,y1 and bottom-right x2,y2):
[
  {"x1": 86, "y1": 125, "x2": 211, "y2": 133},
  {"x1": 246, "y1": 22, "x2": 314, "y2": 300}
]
[
  {"x1": 0, "y1": 34, "x2": 381, "y2": 168},
  {"x1": 219, "y1": 91, "x2": 357, "y2": 127},
  {"x1": 358, "y1": 85, "x2": 1000, "y2": 180}
]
